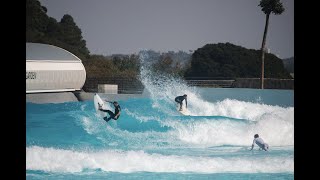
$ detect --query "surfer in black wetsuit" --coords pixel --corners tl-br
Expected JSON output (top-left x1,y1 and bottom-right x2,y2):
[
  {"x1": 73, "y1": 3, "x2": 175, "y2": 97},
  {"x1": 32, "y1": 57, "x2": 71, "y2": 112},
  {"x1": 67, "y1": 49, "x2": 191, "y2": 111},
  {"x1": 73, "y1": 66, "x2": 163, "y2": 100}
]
[
  {"x1": 175, "y1": 94, "x2": 187, "y2": 111},
  {"x1": 98, "y1": 101, "x2": 121, "y2": 122}
]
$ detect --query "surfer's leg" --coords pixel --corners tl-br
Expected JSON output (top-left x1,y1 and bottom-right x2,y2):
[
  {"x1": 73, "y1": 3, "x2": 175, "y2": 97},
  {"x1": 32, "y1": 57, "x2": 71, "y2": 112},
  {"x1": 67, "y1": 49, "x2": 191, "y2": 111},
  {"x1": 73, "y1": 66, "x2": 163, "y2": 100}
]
[
  {"x1": 103, "y1": 116, "x2": 110, "y2": 122},
  {"x1": 106, "y1": 110, "x2": 115, "y2": 119},
  {"x1": 106, "y1": 110, "x2": 114, "y2": 116},
  {"x1": 99, "y1": 109, "x2": 108, "y2": 112}
]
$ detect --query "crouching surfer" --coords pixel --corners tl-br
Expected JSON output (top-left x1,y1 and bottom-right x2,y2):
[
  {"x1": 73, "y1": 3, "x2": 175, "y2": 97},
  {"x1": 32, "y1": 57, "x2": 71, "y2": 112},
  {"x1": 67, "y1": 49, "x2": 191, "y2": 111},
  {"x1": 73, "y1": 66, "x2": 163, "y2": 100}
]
[{"x1": 98, "y1": 101, "x2": 121, "y2": 122}]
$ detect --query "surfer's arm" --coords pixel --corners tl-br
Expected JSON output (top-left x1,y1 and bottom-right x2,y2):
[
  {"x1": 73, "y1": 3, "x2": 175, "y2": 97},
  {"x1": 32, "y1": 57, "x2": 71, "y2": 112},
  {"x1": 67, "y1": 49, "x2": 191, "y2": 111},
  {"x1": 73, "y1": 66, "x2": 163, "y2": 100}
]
[
  {"x1": 115, "y1": 106, "x2": 121, "y2": 118},
  {"x1": 250, "y1": 144, "x2": 254, "y2": 151},
  {"x1": 98, "y1": 103, "x2": 103, "y2": 109},
  {"x1": 185, "y1": 98, "x2": 187, "y2": 108},
  {"x1": 250, "y1": 139, "x2": 255, "y2": 150},
  {"x1": 98, "y1": 103, "x2": 108, "y2": 112},
  {"x1": 114, "y1": 111, "x2": 121, "y2": 119}
]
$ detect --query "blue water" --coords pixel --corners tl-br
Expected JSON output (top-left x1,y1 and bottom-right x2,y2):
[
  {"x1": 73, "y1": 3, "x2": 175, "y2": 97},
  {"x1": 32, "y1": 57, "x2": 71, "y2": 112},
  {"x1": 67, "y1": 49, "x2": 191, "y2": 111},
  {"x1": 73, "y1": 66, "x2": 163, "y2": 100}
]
[
  {"x1": 26, "y1": 87, "x2": 293, "y2": 179},
  {"x1": 27, "y1": 51, "x2": 293, "y2": 179}
]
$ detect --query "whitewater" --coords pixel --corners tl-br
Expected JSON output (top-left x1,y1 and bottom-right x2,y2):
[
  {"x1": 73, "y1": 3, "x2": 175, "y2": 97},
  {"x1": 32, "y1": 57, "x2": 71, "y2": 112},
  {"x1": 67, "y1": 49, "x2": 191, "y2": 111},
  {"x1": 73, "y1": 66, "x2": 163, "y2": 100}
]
[{"x1": 26, "y1": 51, "x2": 294, "y2": 179}]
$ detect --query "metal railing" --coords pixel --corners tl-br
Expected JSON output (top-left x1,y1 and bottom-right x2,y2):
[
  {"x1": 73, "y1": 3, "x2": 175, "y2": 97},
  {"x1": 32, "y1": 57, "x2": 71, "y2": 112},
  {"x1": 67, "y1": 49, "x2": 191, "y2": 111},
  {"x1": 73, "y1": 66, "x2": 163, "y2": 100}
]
[
  {"x1": 83, "y1": 77, "x2": 294, "y2": 93},
  {"x1": 185, "y1": 79, "x2": 235, "y2": 88}
]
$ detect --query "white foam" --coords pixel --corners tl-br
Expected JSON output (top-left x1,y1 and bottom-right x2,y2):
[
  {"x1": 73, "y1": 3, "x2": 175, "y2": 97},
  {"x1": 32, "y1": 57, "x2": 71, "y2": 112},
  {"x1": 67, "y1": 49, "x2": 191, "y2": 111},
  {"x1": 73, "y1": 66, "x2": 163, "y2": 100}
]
[
  {"x1": 81, "y1": 116, "x2": 99, "y2": 135},
  {"x1": 163, "y1": 116, "x2": 293, "y2": 146},
  {"x1": 190, "y1": 98, "x2": 294, "y2": 122},
  {"x1": 138, "y1": 51, "x2": 293, "y2": 120},
  {"x1": 82, "y1": 102, "x2": 293, "y2": 147},
  {"x1": 139, "y1": 51, "x2": 199, "y2": 115},
  {"x1": 27, "y1": 146, "x2": 293, "y2": 173},
  {"x1": 122, "y1": 100, "x2": 294, "y2": 146},
  {"x1": 125, "y1": 109, "x2": 161, "y2": 123},
  {"x1": 78, "y1": 99, "x2": 293, "y2": 148},
  {"x1": 80, "y1": 104, "x2": 86, "y2": 111}
]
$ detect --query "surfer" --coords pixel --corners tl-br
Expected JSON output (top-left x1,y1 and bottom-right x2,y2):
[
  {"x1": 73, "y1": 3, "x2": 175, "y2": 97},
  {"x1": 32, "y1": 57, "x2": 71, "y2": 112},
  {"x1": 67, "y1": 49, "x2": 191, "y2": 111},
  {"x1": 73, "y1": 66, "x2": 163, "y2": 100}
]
[
  {"x1": 175, "y1": 94, "x2": 187, "y2": 111},
  {"x1": 98, "y1": 101, "x2": 121, "y2": 122},
  {"x1": 250, "y1": 134, "x2": 269, "y2": 151}
]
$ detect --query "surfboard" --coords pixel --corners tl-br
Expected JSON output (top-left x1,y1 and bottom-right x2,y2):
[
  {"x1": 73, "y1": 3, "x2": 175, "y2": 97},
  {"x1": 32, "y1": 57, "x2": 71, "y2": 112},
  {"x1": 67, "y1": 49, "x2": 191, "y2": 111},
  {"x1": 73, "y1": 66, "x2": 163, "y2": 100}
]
[{"x1": 93, "y1": 93, "x2": 113, "y2": 118}]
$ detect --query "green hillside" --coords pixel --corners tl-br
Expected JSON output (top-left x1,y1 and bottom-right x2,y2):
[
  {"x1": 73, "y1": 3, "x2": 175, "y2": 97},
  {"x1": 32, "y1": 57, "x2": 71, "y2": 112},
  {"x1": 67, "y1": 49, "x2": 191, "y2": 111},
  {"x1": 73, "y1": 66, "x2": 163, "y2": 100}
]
[{"x1": 185, "y1": 43, "x2": 292, "y2": 79}]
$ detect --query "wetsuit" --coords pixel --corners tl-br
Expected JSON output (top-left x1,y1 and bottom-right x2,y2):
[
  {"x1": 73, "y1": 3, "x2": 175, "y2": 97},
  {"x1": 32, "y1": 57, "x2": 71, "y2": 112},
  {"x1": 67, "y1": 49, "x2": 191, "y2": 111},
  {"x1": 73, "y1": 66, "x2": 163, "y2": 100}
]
[
  {"x1": 252, "y1": 137, "x2": 269, "y2": 151},
  {"x1": 99, "y1": 105, "x2": 121, "y2": 122},
  {"x1": 175, "y1": 96, "x2": 187, "y2": 110}
]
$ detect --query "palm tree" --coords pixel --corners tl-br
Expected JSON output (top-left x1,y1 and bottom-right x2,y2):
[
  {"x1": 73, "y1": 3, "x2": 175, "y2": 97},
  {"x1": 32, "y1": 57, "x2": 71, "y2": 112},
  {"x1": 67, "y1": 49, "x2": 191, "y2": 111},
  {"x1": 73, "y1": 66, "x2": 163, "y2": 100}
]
[{"x1": 259, "y1": 0, "x2": 284, "y2": 89}]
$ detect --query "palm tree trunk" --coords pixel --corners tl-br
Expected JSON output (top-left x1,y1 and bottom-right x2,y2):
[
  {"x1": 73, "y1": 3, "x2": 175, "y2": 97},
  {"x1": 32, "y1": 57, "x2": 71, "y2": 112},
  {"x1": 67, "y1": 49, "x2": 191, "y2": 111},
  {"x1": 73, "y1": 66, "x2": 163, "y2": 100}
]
[{"x1": 260, "y1": 13, "x2": 270, "y2": 89}]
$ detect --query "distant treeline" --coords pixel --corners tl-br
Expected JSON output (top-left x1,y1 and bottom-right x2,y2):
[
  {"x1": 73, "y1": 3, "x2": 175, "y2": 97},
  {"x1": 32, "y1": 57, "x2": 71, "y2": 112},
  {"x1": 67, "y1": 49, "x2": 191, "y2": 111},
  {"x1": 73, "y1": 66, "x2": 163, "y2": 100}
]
[
  {"x1": 27, "y1": 0, "x2": 292, "y2": 85},
  {"x1": 186, "y1": 43, "x2": 292, "y2": 79}
]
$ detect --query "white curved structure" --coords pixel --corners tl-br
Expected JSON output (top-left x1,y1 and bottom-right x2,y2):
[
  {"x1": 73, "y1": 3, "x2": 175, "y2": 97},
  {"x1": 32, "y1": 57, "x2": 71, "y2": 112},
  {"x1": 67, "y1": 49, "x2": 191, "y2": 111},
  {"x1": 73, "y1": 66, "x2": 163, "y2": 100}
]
[{"x1": 26, "y1": 43, "x2": 86, "y2": 93}]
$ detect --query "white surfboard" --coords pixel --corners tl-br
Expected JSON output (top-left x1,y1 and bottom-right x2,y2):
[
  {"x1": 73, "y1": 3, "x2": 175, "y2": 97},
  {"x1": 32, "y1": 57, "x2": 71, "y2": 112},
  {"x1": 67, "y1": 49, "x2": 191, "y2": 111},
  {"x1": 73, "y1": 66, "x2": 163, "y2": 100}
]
[{"x1": 93, "y1": 93, "x2": 113, "y2": 118}]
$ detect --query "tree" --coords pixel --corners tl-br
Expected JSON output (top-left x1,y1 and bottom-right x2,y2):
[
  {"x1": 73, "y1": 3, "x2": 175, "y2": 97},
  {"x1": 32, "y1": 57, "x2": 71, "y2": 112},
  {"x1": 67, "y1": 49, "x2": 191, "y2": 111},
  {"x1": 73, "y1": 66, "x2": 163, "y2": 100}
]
[
  {"x1": 185, "y1": 43, "x2": 291, "y2": 79},
  {"x1": 59, "y1": 14, "x2": 90, "y2": 57},
  {"x1": 153, "y1": 55, "x2": 174, "y2": 74},
  {"x1": 26, "y1": 0, "x2": 90, "y2": 59},
  {"x1": 258, "y1": 0, "x2": 284, "y2": 89},
  {"x1": 26, "y1": 0, "x2": 50, "y2": 41}
]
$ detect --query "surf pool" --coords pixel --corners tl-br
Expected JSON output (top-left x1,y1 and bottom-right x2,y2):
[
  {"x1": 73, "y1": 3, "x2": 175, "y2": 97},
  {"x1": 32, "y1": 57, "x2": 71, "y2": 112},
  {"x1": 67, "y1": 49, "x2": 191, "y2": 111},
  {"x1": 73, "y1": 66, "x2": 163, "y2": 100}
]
[{"x1": 26, "y1": 86, "x2": 293, "y2": 179}]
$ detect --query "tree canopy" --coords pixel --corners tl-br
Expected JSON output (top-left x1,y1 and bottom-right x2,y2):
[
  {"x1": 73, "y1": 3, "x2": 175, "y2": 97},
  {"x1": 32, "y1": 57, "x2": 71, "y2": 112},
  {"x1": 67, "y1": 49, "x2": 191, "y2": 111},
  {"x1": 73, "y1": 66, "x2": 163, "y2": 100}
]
[
  {"x1": 185, "y1": 43, "x2": 292, "y2": 79},
  {"x1": 26, "y1": 0, "x2": 90, "y2": 59},
  {"x1": 259, "y1": 0, "x2": 285, "y2": 15}
]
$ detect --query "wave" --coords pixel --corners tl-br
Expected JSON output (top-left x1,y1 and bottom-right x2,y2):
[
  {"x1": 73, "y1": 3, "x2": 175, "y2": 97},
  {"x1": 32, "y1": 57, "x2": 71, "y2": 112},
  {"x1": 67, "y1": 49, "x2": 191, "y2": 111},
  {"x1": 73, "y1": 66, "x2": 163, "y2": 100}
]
[
  {"x1": 78, "y1": 99, "x2": 293, "y2": 147},
  {"x1": 26, "y1": 146, "x2": 293, "y2": 173},
  {"x1": 135, "y1": 51, "x2": 293, "y2": 147},
  {"x1": 122, "y1": 101, "x2": 294, "y2": 146},
  {"x1": 162, "y1": 115, "x2": 293, "y2": 146}
]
